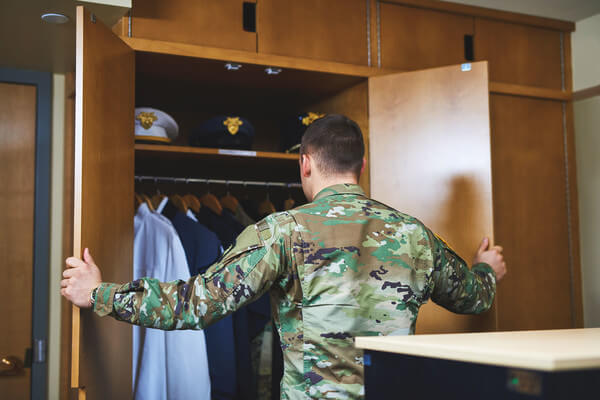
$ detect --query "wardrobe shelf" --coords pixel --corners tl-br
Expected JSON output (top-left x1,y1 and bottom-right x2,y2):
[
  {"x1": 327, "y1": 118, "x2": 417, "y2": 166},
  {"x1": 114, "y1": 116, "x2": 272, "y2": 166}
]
[
  {"x1": 135, "y1": 144, "x2": 299, "y2": 161},
  {"x1": 135, "y1": 144, "x2": 300, "y2": 182}
]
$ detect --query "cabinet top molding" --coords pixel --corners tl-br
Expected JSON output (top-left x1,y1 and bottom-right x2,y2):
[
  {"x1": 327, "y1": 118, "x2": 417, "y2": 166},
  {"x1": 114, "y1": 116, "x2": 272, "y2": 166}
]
[{"x1": 384, "y1": 0, "x2": 575, "y2": 32}]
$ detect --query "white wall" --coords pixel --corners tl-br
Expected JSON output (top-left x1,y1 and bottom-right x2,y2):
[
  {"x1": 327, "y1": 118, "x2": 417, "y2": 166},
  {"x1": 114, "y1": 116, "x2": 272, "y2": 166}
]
[
  {"x1": 575, "y1": 96, "x2": 600, "y2": 328},
  {"x1": 572, "y1": 14, "x2": 600, "y2": 91},
  {"x1": 572, "y1": 13, "x2": 600, "y2": 328}
]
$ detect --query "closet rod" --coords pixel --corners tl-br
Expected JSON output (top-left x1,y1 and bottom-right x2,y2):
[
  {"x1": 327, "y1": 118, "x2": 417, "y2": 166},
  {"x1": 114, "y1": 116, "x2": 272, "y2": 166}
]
[{"x1": 134, "y1": 175, "x2": 303, "y2": 189}]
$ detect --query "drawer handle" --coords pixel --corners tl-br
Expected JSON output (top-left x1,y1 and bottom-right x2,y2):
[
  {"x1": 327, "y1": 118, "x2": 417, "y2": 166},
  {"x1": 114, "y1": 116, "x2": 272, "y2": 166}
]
[
  {"x1": 243, "y1": 2, "x2": 256, "y2": 33},
  {"x1": 0, "y1": 356, "x2": 25, "y2": 377},
  {"x1": 464, "y1": 34, "x2": 474, "y2": 61}
]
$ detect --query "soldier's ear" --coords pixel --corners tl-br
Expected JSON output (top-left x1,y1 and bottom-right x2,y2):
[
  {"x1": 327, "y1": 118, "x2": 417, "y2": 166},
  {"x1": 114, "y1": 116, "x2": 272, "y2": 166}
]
[
  {"x1": 360, "y1": 157, "x2": 366, "y2": 176},
  {"x1": 300, "y1": 154, "x2": 312, "y2": 178}
]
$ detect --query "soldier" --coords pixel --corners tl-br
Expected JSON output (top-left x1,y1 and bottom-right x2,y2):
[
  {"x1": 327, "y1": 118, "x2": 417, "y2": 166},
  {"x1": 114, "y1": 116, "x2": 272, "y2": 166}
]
[{"x1": 62, "y1": 114, "x2": 506, "y2": 399}]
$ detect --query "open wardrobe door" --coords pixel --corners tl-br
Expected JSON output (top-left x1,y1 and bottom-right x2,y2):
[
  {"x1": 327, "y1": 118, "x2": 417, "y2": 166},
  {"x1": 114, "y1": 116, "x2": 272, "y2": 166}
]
[
  {"x1": 368, "y1": 62, "x2": 497, "y2": 334},
  {"x1": 71, "y1": 6, "x2": 135, "y2": 399}
]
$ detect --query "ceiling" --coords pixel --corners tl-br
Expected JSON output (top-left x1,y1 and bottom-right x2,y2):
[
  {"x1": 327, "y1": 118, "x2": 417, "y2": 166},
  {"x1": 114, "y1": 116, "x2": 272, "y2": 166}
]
[
  {"x1": 442, "y1": 0, "x2": 600, "y2": 22},
  {"x1": 0, "y1": 1, "x2": 129, "y2": 73},
  {"x1": 1, "y1": 0, "x2": 599, "y2": 74}
]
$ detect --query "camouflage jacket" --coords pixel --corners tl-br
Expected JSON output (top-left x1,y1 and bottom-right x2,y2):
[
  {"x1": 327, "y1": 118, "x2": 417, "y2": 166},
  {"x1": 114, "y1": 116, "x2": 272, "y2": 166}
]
[{"x1": 94, "y1": 184, "x2": 496, "y2": 399}]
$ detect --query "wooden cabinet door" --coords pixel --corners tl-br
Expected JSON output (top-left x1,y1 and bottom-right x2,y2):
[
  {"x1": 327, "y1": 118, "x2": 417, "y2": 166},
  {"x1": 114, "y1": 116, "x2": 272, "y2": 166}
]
[
  {"x1": 490, "y1": 94, "x2": 579, "y2": 330},
  {"x1": 380, "y1": 3, "x2": 474, "y2": 70},
  {"x1": 72, "y1": 7, "x2": 135, "y2": 400},
  {"x1": 474, "y1": 18, "x2": 563, "y2": 89},
  {"x1": 368, "y1": 62, "x2": 496, "y2": 334},
  {"x1": 0, "y1": 82, "x2": 36, "y2": 400},
  {"x1": 257, "y1": 0, "x2": 369, "y2": 65},
  {"x1": 131, "y1": 0, "x2": 257, "y2": 52}
]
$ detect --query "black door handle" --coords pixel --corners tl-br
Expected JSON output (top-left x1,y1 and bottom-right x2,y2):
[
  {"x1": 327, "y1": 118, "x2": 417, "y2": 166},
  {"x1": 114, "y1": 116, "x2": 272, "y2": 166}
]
[{"x1": 243, "y1": 2, "x2": 256, "y2": 33}]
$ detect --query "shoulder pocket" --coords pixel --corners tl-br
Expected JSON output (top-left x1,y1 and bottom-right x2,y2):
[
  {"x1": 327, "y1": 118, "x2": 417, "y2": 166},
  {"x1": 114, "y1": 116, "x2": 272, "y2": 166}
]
[{"x1": 204, "y1": 223, "x2": 266, "y2": 280}]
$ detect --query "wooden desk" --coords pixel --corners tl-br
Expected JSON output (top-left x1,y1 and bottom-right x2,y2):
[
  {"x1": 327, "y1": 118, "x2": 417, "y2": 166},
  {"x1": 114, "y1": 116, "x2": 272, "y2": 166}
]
[{"x1": 355, "y1": 328, "x2": 600, "y2": 399}]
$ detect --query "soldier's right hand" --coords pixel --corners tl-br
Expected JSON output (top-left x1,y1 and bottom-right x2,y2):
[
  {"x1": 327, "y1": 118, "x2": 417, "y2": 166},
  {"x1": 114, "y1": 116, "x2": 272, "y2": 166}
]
[
  {"x1": 473, "y1": 237, "x2": 506, "y2": 281},
  {"x1": 61, "y1": 248, "x2": 103, "y2": 308}
]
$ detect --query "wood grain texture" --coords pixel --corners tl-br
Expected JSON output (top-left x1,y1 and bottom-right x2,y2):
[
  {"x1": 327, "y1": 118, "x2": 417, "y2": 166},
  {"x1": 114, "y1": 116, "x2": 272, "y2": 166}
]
[
  {"x1": 73, "y1": 6, "x2": 134, "y2": 398},
  {"x1": 561, "y1": 32, "x2": 583, "y2": 327},
  {"x1": 563, "y1": 32, "x2": 573, "y2": 93},
  {"x1": 131, "y1": 0, "x2": 256, "y2": 52},
  {"x1": 573, "y1": 85, "x2": 600, "y2": 101},
  {"x1": 381, "y1": 0, "x2": 574, "y2": 32},
  {"x1": 564, "y1": 100, "x2": 584, "y2": 328},
  {"x1": 380, "y1": 3, "x2": 474, "y2": 70},
  {"x1": 0, "y1": 82, "x2": 36, "y2": 400},
  {"x1": 111, "y1": 15, "x2": 126, "y2": 37},
  {"x1": 123, "y1": 37, "x2": 386, "y2": 78},
  {"x1": 369, "y1": 0, "x2": 378, "y2": 67},
  {"x1": 135, "y1": 146, "x2": 301, "y2": 183},
  {"x1": 475, "y1": 18, "x2": 563, "y2": 89},
  {"x1": 307, "y1": 82, "x2": 371, "y2": 195},
  {"x1": 60, "y1": 72, "x2": 75, "y2": 400},
  {"x1": 489, "y1": 82, "x2": 570, "y2": 101},
  {"x1": 490, "y1": 94, "x2": 574, "y2": 330},
  {"x1": 257, "y1": 0, "x2": 368, "y2": 65},
  {"x1": 369, "y1": 62, "x2": 496, "y2": 334},
  {"x1": 136, "y1": 144, "x2": 299, "y2": 160}
]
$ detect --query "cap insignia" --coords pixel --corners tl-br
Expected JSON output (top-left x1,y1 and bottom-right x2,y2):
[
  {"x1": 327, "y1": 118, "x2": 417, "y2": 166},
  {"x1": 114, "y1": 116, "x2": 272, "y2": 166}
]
[
  {"x1": 302, "y1": 112, "x2": 325, "y2": 126},
  {"x1": 136, "y1": 112, "x2": 158, "y2": 129},
  {"x1": 224, "y1": 117, "x2": 243, "y2": 135}
]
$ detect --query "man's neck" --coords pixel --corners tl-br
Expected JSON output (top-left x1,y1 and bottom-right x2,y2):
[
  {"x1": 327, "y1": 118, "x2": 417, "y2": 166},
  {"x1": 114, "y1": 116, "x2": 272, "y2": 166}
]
[{"x1": 311, "y1": 177, "x2": 358, "y2": 201}]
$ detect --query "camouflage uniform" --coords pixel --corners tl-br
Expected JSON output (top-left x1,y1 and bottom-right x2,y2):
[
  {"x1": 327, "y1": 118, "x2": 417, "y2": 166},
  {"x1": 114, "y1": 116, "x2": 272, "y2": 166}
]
[{"x1": 94, "y1": 184, "x2": 496, "y2": 399}]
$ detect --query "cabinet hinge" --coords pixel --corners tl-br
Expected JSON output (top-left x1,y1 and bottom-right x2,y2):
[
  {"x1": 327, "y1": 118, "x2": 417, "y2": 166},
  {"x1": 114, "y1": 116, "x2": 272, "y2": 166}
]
[{"x1": 32, "y1": 338, "x2": 47, "y2": 364}]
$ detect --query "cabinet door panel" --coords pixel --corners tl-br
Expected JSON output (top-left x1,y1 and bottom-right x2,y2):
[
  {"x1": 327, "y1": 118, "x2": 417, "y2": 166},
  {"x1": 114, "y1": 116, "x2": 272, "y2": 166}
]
[
  {"x1": 73, "y1": 7, "x2": 135, "y2": 399},
  {"x1": 369, "y1": 62, "x2": 495, "y2": 334},
  {"x1": 475, "y1": 18, "x2": 562, "y2": 89},
  {"x1": 490, "y1": 95, "x2": 574, "y2": 330},
  {"x1": 257, "y1": 0, "x2": 368, "y2": 65},
  {"x1": 380, "y1": 3, "x2": 474, "y2": 70},
  {"x1": 131, "y1": 0, "x2": 257, "y2": 52}
]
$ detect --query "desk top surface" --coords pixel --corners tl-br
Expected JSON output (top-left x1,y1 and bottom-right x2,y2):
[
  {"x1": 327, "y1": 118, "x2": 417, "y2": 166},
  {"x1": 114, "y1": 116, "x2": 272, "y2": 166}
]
[{"x1": 355, "y1": 328, "x2": 600, "y2": 371}]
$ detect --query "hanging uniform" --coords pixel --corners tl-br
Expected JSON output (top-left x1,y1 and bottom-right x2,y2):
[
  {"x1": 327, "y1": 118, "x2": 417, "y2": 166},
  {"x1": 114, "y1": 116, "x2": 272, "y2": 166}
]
[
  {"x1": 159, "y1": 198, "x2": 238, "y2": 400},
  {"x1": 96, "y1": 184, "x2": 496, "y2": 400},
  {"x1": 132, "y1": 202, "x2": 211, "y2": 400}
]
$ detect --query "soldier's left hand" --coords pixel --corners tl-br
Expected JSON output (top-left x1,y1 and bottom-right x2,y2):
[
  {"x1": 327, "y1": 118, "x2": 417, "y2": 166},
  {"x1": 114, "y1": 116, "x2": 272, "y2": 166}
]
[
  {"x1": 61, "y1": 248, "x2": 102, "y2": 308},
  {"x1": 473, "y1": 237, "x2": 506, "y2": 281}
]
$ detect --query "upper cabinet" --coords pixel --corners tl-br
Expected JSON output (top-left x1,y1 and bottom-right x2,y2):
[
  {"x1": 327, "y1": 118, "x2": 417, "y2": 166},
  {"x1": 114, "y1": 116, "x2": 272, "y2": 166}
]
[
  {"x1": 474, "y1": 18, "x2": 563, "y2": 89},
  {"x1": 127, "y1": 0, "x2": 369, "y2": 65},
  {"x1": 256, "y1": 0, "x2": 369, "y2": 65},
  {"x1": 380, "y1": 3, "x2": 474, "y2": 70},
  {"x1": 129, "y1": 0, "x2": 257, "y2": 52}
]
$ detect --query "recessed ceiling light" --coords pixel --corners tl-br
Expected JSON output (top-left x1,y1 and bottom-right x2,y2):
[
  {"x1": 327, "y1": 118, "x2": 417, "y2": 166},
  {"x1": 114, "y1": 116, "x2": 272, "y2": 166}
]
[
  {"x1": 265, "y1": 67, "x2": 282, "y2": 75},
  {"x1": 225, "y1": 62, "x2": 242, "y2": 71},
  {"x1": 41, "y1": 13, "x2": 70, "y2": 24}
]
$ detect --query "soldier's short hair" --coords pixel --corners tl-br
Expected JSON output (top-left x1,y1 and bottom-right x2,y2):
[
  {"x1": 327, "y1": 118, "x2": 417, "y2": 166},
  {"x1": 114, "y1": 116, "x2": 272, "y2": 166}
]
[{"x1": 299, "y1": 114, "x2": 365, "y2": 177}]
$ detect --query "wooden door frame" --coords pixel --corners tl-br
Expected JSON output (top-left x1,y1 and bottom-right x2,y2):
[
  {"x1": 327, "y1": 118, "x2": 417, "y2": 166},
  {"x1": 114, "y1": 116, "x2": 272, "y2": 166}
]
[{"x1": 0, "y1": 67, "x2": 52, "y2": 400}]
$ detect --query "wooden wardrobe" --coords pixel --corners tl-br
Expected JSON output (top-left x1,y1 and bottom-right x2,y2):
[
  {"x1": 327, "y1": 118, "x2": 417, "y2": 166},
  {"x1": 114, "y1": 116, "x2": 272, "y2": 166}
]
[{"x1": 64, "y1": 2, "x2": 581, "y2": 398}]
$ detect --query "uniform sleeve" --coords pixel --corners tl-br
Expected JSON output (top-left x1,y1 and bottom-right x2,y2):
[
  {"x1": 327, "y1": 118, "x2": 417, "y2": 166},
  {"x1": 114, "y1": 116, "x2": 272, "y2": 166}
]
[
  {"x1": 426, "y1": 229, "x2": 496, "y2": 314},
  {"x1": 93, "y1": 214, "x2": 293, "y2": 330}
]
